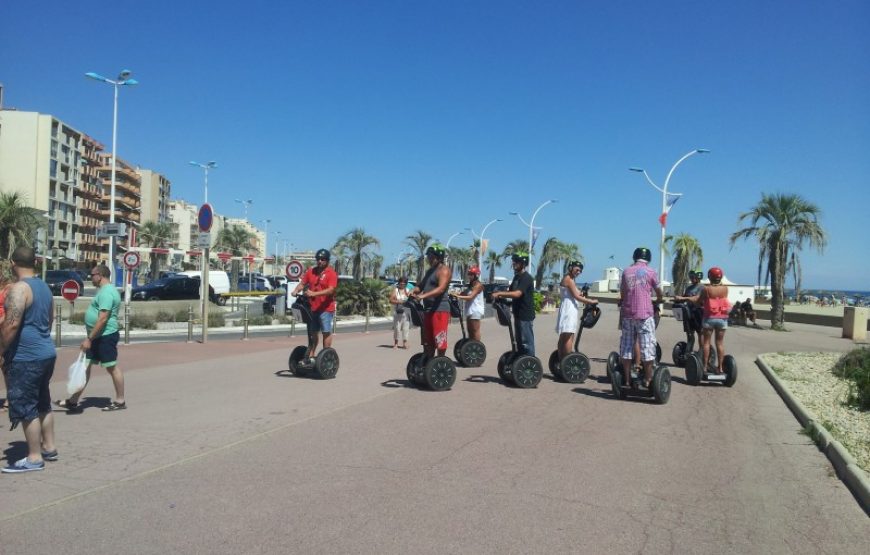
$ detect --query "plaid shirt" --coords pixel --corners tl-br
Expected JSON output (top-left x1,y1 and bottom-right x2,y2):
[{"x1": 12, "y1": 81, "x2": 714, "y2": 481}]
[{"x1": 620, "y1": 261, "x2": 660, "y2": 319}]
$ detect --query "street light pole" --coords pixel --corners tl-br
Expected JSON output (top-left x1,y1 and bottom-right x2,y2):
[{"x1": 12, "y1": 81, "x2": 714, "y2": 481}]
[
  {"x1": 235, "y1": 198, "x2": 253, "y2": 221},
  {"x1": 510, "y1": 200, "x2": 556, "y2": 278},
  {"x1": 261, "y1": 219, "x2": 270, "y2": 274},
  {"x1": 477, "y1": 218, "x2": 502, "y2": 270},
  {"x1": 86, "y1": 69, "x2": 138, "y2": 283},
  {"x1": 629, "y1": 148, "x2": 709, "y2": 283},
  {"x1": 190, "y1": 160, "x2": 217, "y2": 205},
  {"x1": 274, "y1": 230, "x2": 282, "y2": 276}
]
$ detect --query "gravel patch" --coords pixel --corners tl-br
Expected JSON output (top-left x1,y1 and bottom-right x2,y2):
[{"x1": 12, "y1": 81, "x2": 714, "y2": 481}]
[{"x1": 764, "y1": 352, "x2": 870, "y2": 474}]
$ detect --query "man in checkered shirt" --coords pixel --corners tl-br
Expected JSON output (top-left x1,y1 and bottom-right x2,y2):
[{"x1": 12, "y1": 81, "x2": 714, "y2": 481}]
[{"x1": 619, "y1": 247, "x2": 664, "y2": 388}]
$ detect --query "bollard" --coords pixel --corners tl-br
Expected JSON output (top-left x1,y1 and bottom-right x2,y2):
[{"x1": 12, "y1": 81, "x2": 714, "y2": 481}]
[
  {"x1": 187, "y1": 305, "x2": 194, "y2": 343},
  {"x1": 365, "y1": 302, "x2": 370, "y2": 333},
  {"x1": 242, "y1": 305, "x2": 250, "y2": 340},
  {"x1": 124, "y1": 303, "x2": 131, "y2": 345},
  {"x1": 290, "y1": 317, "x2": 295, "y2": 337},
  {"x1": 55, "y1": 304, "x2": 62, "y2": 347}
]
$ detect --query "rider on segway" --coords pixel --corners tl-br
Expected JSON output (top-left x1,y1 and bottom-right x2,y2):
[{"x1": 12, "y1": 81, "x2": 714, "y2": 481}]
[
  {"x1": 618, "y1": 247, "x2": 664, "y2": 389},
  {"x1": 555, "y1": 260, "x2": 598, "y2": 364},
  {"x1": 409, "y1": 244, "x2": 452, "y2": 359},
  {"x1": 291, "y1": 248, "x2": 338, "y2": 365},
  {"x1": 699, "y1": 266, "x2": 731, "y2": 373},
  {"x1": 673, "y1": 269, "x2": 704, "y2": 349},
  {"x1": 491, "y1": 252, "x2": 536, "y2": 356},
  {"x1": 451, "y1": 266, "x2": 485, "y2": 343}
]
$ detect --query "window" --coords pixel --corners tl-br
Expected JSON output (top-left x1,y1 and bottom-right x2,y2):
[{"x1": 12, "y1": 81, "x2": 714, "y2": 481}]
[{"x1": 50, "y1": 159, "x2": 57, "y2": 177}]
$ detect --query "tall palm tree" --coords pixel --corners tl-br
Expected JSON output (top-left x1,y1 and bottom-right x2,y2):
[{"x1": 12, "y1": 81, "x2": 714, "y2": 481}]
[
  {"x1": 404, "y1": 230, "x2": 432, "y2": 283},
  {"x1": 138, "y1": 220, "x2": 174, "y2": 280},
  {"x1": 0, "y1": 191, "x2": 43, "y2": 258},
  {"x1": 730, "y1": 193, "x2": 826, "y2": 330},
  {"x1": 535, "y1": 237, "x2": 581, "y2": 286},
  {"x1": 667, "y1": 233, "x2": 703, "y2": 295},
  {"x1": 366, "y1": 253, "x2": 384, "y2": 279},
  {"x1": 335, "y1": 228, "x2": 380, "y2": 280},
  {"x1": 485, "y1": 250, "x2": 502, "y2": 284},
  {"x1": 216, "y1": 225, "x2": 255, "y2": 285},
  {"x1": 501, "y1": 239, "x2": 530, "y2": 259},
  {"x1": 330, "y1": 242, "x2": 349, "y2": 275}
]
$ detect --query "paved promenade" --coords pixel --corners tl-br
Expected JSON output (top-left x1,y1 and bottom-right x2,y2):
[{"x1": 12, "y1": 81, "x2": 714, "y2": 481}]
[{"x1": 2, "y1": 307, "x2": 868, "y2": 554}]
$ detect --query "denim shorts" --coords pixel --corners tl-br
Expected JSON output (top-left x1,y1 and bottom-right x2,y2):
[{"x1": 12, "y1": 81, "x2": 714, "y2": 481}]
[
  {"x1": 703, "y1": 318, "x2": 729, "y2": 330},
  {"x1": 306, "y1": 311, "x2": 334, "y2": 335},
  {"x1": 6, "y1": 357, "x2": 56, "y2": 424},
  {"x1": 87, "y1": 331, "x2": 119, "y2": 367}
]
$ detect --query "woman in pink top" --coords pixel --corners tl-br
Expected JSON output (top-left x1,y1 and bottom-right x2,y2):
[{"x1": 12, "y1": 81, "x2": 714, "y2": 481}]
[
  {"x1": 0, "y1": 260, "x2": 14, "y2": 411},
  {"x1": 698, "y1": 266, "x2": 731, "y2": 372}
]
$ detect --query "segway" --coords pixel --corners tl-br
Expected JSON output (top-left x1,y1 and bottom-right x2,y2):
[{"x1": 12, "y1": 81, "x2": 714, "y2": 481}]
[
  {"x1": 670, "y1": 300, "x2": 717, "y2": 368},
  {"x1": 286, "y1": 292, "x2": 340, "y2": 379},
  {"x1": 547, "y1": 288, "x2": 601, "y2": 383},
  {"x1": 608, "y1": 357, "x2": 671, "y2": 404},
  {"x1": 493, "y1": 298, "x2": 543, "y2": 388},
  {"x1": 606, "y1": 301, "x2": 662, "y2": 377},
  {"x1": 403, "y1": 298, "x2": 457, "y2": 391},
  {"x1": 684, "y1": 342, "x2": 737, "y2": 387},
  {"x1": 449, "y1": 295, "x2": 486, "y2": 367}
]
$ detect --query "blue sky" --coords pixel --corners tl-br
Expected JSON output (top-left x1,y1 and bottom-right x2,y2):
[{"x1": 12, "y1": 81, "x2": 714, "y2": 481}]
[{"x1": 2, "y1": 1, "x2": 868, "y2": 289}]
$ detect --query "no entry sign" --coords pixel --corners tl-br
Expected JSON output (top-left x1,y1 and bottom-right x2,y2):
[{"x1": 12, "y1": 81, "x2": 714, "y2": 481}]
[{"x1": 61, "y1": 280, "x2": 81, "y2": 302}]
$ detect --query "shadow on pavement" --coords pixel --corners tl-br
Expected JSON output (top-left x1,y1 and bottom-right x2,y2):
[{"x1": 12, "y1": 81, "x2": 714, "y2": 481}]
[
  {"x1": 465, "y1": 375, "x2": 508, "y2": 386},
  {"x1": 572, "y1": 387, "x2": 659, "y2": 404},
  {"x1": 380, "y1": 379, "x2": 414, "y2": 388},
  {"x1": 3, "y1": 440, "x2": 28, "y2": 463}
]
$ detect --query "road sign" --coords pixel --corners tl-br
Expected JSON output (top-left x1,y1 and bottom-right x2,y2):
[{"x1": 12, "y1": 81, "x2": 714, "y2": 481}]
[
  {"x1": 99, "y1": 222, "x2": 127, "y2": 237},
  {"x1": 61, "y1": 280, "x2": 81, "y2": 302},
  {"x1": 198, "y1": 203, "x2": 214, "y2": 232},
  {"x1": 197, "y1": 232, "x2": 211, "y2": 248},
  {"x1": 286, "y1": 260, "x2": 304, "y2": 279},
  {"x1": 123, "y1": 251, "x2": 140, "y2": 269}
]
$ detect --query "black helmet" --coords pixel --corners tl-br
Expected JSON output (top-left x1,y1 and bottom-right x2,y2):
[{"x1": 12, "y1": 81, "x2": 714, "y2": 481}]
[
  {"x1": 633, "y1": 247, "x2": 652, "y2": 262},
  {"x1": 425, "y1": 243, "x2": 446, "y2": 259},
  {"x1": 315, "y1": 249, "x2": 331, "y2": 261},
  {"x1": 511, "y1": 251, "x2": 530, "y2": 266},
  {"x1": 568, "y1": 260, "x2": 584, "y2": 271}
]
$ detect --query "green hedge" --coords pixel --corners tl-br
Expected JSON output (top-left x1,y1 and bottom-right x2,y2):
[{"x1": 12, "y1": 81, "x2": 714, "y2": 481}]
[
  {"x1": 336, "y1": 279, "x2": 389, "y2": 317},
  {"x1": 833, "y1": 348, "x2": 870, "y2": 410}
]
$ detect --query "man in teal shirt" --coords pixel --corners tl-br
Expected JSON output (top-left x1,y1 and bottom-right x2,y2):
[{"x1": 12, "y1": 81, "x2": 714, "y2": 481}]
[{"x1": 56, "y1": 264, "x2": 126, "y2": 412}]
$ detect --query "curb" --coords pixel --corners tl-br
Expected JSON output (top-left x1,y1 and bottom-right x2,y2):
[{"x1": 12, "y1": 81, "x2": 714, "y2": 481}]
[{"x1": 756, "y1": 354, "x2": 870, "y2": 515}]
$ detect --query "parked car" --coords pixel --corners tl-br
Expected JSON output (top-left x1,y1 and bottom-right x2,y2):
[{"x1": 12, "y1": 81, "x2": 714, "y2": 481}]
[
  {"x1": 483, "y1": 283, "x2": 509, "y2": 303},
  {"x1": 263, "y1": 281, "x2": 300, "y2": 315},
  {"x1": 44, "y1": 270, "x2": 85, "y2": 296},
  {"x1": 236, "y1": 275, "x2": 271, "y2": 292},
  {"x1": 131, "y1": 275, "x2": 220, "y2": 302}
]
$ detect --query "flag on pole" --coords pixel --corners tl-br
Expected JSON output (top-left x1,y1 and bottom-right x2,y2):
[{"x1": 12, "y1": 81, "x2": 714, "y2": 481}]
[
  {"x1": 659, "y1": 193, "x2": 681, "y2": 227},
  {"x1": 531, "y1": 228, "x2": 541, "y2": 251}
]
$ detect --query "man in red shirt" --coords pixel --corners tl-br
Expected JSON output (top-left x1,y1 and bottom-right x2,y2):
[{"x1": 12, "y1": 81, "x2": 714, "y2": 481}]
[{"x1": 292, "y1": 249, "x2": 337, "y2": 361}]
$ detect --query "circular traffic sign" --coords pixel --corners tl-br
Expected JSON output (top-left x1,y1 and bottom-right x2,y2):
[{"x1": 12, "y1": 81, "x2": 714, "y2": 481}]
[
  {"x1": 61, "y1": 280, "x2": 81, "y2": 302},
  {"x1": 123, "y1": 251, "x2": 141, "y2": 269},
  {"x1": 198, "y1": 203, "x2": 214, "y2": 232},
  {"x1": 286, "y1": 260, "x2": 304, "y2": 280}
]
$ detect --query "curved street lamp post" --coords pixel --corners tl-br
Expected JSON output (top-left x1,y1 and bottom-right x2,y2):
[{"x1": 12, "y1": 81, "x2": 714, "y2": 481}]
[{"x1": 509, "y1": 199, "x2": 557, "y2": 279}]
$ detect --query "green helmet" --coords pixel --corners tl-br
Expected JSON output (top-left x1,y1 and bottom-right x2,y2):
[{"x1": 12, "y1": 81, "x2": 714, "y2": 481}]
[
  {"x1": 425, "y1": 243, "x2": 446, "y2": 259},
  {"x1": 511, "y1": 251, "x2": 530, "y2": 266},
  {"x1": 691, "y1": 269, "x2": 703, "y2": 280}
]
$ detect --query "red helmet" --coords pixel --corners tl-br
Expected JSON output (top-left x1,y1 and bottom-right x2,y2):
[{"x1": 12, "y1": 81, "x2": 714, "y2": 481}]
[
  {"x1": 467, "y1": 266, "x2": 481, "y2": 277},
  {"x1": 708, "y1": 267, "x2": 724, "y2": 282}
]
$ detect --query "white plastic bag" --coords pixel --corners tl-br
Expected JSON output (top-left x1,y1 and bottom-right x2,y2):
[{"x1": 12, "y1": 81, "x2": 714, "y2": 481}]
[{"x1": 67, "y1": 352, "x2": 88, "y2": 396}]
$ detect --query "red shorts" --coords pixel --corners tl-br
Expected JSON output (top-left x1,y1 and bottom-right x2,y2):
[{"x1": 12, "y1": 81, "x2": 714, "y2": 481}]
[{"x1": 423, "y1": 311, "x2": 450, "y2": 351}]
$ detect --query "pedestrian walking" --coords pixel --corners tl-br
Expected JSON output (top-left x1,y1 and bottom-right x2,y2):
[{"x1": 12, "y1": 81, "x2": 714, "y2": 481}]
[
  {"x1": 1, "y1": 247, "x2": 57, "y2": 473},
  {"x1": 55, "y1": 264, "x2": 125, "y2": 412},
  {"x1": 390, "y1": 277, "x2": 411, "y2": 349}
]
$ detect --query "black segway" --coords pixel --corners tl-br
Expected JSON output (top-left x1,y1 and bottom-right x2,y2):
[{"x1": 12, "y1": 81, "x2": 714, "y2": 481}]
[
  {"x1": 547, "y1": 287, "x2": 601, "y2": 383},
  {"x1": 449, "y1": 295, "x2": 486, "y2": 367},
  {"x1": 684, "y1": 341, "x2": 737, "y2": 387},
  {"x1": 404, "y1": 298, "x2": 457, "y2": 391},
  {"x1": 493, "y1": 299, "x2": 543, "y2": 388},
  {"x1": 287, "y1": 291, "x2": 340, "y2": 379},
  {"x1": 607, "y1": 357, "x2": 671, "y2": 404}
]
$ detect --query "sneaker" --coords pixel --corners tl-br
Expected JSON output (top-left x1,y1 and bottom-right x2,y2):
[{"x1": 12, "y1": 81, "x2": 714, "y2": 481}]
[
  {"x1": 42, "y1": 450, "x2": 59, "y2": 462},
  {"x1": 102, "y1": 401, "x2": 126, "y2": 412},
  {"x1": 2, "y1": 457, "x2": 45, "y2": 473}
]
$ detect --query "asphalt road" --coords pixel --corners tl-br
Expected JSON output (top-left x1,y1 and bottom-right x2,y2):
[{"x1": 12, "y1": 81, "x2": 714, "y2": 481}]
[{"x1": 2, "y1": 307, "x2": 867, "y2": 554}]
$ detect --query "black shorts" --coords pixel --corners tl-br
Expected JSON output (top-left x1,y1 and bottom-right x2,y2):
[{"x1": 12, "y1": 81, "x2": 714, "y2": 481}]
[{"x1": 87, "y1": 331, "x2": 119, "y2": 367}]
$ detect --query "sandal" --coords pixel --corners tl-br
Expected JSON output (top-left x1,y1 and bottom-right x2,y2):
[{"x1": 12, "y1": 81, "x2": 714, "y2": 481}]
[
  {"x1": 54, "y1": 399, "x2": 81, "y2": 412},
  {"x1": 102, "y1": 401, "x2": 126, "y2": 412}
]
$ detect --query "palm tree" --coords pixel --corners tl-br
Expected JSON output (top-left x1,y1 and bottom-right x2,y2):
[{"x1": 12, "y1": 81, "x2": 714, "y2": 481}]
[
  {"x1": 330, "y1": 242, "x2": 349, "y2": 275},
  {"x1": 0, "y1": 191, "x2": 43, "y2": 258},
  {"x1": 404, "y1": 230, "x2": 432, "y2": 283},
  {"x1": 535, "y1": 238, "x2": 581, "y2": 286},
  {"x1": 501, "y1": 239, "x2": 530, "y2": 259},
  {"x1": 335, "y1": 228, "x2": 380, "y2": 280},
  {"x1": 485, "y1": 250, "x2": 502, "y2": 284},
  {"x1": 366, "y1": 253, "x2": 384, "y2": 279},
  {"x1": 216, "y1": 225, "x2": 255, "y2": 286},
  {"x1": 667, "y1": 233, "x2": 703, "y2": 295},
  {"x1": 730, "y1": 193, "x2": 826, "y2": 330},
  {"x1": 138, "y1": 220, "x2": 173, "y2": 280}
]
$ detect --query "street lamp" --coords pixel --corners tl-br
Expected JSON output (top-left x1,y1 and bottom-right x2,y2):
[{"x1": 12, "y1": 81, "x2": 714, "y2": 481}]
[
  {"x1": 273, "y1": 230, "x2": 282, "y2": 275},
  {"x1": 261, "y1": 218, "x2": 270, "y2": 259},
  {"x1": 189, "y1": 160, "x2": 217, "y2": 204},
  {"x1": 509, "y1": 200, "x2": 557, "y2": 275},
  {"x1": 85, "y1": 68, "x2": 138, "y2": 281},
  {"x1": 629, "y1": 148, "x2": 710, "y2": 283},
  {"x1": 445, "y1": 230, "x2": 464, "y2": 249},
  {"x1": 235, "y1": 198, "x2": 253, "y2": 220}
]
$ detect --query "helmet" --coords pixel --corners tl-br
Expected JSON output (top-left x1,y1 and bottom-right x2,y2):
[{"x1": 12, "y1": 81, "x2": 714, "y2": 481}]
[
  {"x1": 567, "y1": 260, "x2": 584, "y2": 271},
  {"x1": 425, "y1": 243, "x2": 446, "y2": 259},
  {"x1": 633, "y1": 247, "x2": 652, "y2": 262},
  {"x1": 315, "y1": 249, "x2": 331, "y2": 261},
  {"x1": 467, "y1": 266, "x2": 481, "y2": 277},
  {"x1": 690, "y1": 269, "x2": 703, "y2": 280},
  {"x1": 708, "y1": 267, "x2": 724, "y2": 282},
  {"x1": 511, "y1": 251, "x2": 530, "y2": 266}
]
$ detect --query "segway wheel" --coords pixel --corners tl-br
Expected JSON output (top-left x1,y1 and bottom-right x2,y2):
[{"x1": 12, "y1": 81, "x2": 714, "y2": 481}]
[
  {"x1": 655, "y1": 342, "x2": 662, "y2": 363},
  {"x1": 610, "y1": 367, "x2": 624, "y2": 399},
  {"x1": 406, "y1": 353, "x2": 425, "y2": 384},
  {"x1": 424, "y1": 356, "x2": 456, "y2": 391},
  {"x1": 652, "y1": 366, "x2": 672, "y2": 404},
  {"x1": 561, "y1": 352, "x2": 591, "y2": 384},
  {"x1": 707, "y1": 343, "x2": 719, "y2": 373},
  {"x1": 458, "y1": 340, "x2": 486, "y2": 368},
  {"x1": 288, "y1": 345, "x2": 308, "y2": 375},
  {"x1": 511, "y1": 355, "x2": 543, "y2": 389},
  {"x1": 723, "y1": 355, "x2": 738, "y2": 387},
  {"x1": 606, "y1": 351, "x2": 620, "y2": 377},
  {"x1": 497, "y1": 352, "x2": 513, "y2": 381},
  {"x1": 453, "y1": 339, "x2": 468, "y2": 365},
  {"x1": 314, "y1": 347, "x2": 339, "y2": 379},
  {"x1": 685, "y1": 353, "x2": 701, "y2": 386},
  {"x1": 672, "y1": 341, "x2": 687, "y2": 368},
  {"x1": 548, "y1": 350, "x2": 560, "y2": 374}
]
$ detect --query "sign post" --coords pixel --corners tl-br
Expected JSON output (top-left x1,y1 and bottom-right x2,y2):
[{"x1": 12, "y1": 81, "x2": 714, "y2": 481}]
[
  {"x1": 122, "y1": 251, "x2": 141, "y2": 304},
  {"x1": 198, "y1": 203, "x2": 214, "y2": 343},
  {"x1": 61, "y1": 279, "x2": 81, "y2": 320}
]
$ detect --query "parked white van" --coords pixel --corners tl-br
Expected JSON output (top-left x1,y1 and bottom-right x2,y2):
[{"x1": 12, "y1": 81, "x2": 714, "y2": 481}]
[{"x1": 179, "y1": 270, "x2": 231, "y2": 302}]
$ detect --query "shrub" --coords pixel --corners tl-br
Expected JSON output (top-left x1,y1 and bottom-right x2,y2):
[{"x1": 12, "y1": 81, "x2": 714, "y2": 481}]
[
  {"x1": 247, "y1": 315, "x2": 274, "y2": 326},
  {"x1": 533, "y1": 291, "x2": 544, "y2": 313},
  {"x1": 336, "y1": 279, "x2": 389, "y2": 316},
  {"x1": 832, "y1": 348, "x2": 870, "y2": 410},
  {"x1": 208, "y1": 312, "x2": 225, "y2": 327},
  {"x1": 154, "y1": 310, "x2": 177, "y2": 323},
  {"x1": 277, "y1": 315, "x2": 293, "y2": 325},
  {"x1": 175, "y1": 308, "x2": 193, "y2": 322},
  {"x1": 129, "y1": 314, "x2": 157, "y2": 330}
]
